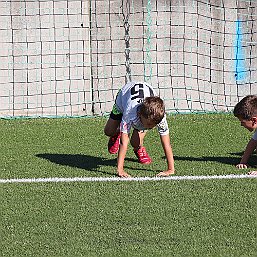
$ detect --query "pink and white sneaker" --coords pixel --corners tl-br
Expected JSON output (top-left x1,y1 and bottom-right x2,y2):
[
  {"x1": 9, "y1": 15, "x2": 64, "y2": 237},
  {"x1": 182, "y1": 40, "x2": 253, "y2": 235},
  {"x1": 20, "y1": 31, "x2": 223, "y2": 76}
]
[
  {"x1": 108, "y1": 133, "x2": 121, "y2": 154},
  {"x1": 134, "y1": 146, "x2": 152, "y2": 164}
]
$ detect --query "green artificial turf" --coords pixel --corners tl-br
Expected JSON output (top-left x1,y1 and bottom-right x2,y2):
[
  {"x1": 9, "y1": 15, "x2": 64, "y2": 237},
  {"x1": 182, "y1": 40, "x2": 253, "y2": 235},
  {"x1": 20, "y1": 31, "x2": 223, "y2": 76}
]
[{"x1": 1, "y1": 114, "x2": 256, "y2": 256}]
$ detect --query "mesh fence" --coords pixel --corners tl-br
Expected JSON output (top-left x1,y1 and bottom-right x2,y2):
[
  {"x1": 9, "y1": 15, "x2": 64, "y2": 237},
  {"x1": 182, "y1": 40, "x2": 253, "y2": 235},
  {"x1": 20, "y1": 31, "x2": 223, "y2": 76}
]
[{"x1": 0, "y1": 0, "x2": 256, "y2": 118}]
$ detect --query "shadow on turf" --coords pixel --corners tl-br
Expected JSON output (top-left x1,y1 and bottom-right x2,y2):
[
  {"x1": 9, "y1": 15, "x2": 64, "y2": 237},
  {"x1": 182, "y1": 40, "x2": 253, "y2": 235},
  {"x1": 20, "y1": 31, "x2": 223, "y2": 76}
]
[
  {"x1": 36, "y1": 153, "x2": 153, "y2": 175},
  {"x1": 36, "y1": 153, "x2": 117, "y2": 175},
  {"x1": 172, "y1": 156, "x2": 240, "y2": 165},
  {"x1": 171, "y1": 152, "x2": 257, "y2": 167}
]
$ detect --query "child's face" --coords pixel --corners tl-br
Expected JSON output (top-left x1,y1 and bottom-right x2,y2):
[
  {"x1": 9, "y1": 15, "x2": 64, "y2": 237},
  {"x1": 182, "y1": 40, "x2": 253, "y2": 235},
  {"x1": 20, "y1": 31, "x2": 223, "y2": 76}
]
[
  {"x1": 238, "y1": 116, "x2": 257, "y2": 132},
  {"x1": 139, "y1": 114, "x2": 156, "y2": 129}
]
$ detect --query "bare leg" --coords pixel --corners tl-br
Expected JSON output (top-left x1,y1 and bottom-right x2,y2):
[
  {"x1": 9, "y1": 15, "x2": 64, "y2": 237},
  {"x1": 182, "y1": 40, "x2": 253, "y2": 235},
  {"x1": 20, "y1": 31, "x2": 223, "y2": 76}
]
[
  {"x1": 130, "y1": 129, "x2": 151, "y2": 164},
  {"x1": 104, "y1": 118, "x2": 121, "y2": 137},
  {"x1": 104, "y1": 118, "x2": 122, "y2": 154},
  {"x1": 248, "y1": 147, "x2": 257, "y2": 175},
  {"x1": 248, "y1": 171, "x2": 257, "y2": 175},
  {"x1": 130, "y1": 129, "x2": 146, "y2": 150}
]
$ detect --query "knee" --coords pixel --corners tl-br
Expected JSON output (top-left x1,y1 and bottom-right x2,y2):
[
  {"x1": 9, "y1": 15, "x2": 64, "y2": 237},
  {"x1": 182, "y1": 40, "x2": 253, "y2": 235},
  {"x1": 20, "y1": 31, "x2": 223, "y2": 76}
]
[
  {"x1": 104, "y1": 126, "x2": 112, "y2": 137},
  {"x1": 104, "y1": 119, "x2": 121, "y2": 137},
  {"x1": 104, "y1": 125, "x2": 118, "y2": 137}
]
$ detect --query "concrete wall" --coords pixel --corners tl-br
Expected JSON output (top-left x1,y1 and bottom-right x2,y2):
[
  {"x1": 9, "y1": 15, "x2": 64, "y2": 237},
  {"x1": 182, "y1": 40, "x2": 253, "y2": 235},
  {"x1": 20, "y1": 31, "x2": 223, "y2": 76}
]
[{"x1": 0, "y1": 0, "x2": 256, "y2": 117}]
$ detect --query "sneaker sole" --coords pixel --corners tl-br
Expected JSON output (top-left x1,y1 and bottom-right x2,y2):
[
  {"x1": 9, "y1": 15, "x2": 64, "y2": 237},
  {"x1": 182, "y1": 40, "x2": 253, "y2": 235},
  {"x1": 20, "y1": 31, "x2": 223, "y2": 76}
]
[
  {"x1": 108, "y1": 149, "x2": 119, "y2": 154},
  {"x1": 138, "y1": 160, "x2": 152, "y2": 164}
]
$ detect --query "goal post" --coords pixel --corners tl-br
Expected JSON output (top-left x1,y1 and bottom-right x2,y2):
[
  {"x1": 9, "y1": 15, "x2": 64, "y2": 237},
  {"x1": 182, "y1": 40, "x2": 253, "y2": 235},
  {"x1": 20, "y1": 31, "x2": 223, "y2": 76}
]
[{"x1": 0, "y1": 0, "x2": 256, "y2": 118}]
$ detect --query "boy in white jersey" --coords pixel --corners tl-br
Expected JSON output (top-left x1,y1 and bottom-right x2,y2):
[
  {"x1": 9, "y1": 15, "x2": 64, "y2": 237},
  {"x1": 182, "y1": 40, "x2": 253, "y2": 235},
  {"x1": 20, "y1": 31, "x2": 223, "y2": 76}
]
[
  {"x1": 233, "y1": 95, "x2": 257, "y2": 175},
  {"x1": 104, "y1": 81, "x2": 175, "y2": 178}
]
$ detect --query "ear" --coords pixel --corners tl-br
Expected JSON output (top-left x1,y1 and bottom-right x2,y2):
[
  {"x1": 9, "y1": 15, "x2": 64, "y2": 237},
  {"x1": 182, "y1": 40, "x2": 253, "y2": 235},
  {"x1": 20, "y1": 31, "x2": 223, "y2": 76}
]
[{"x1": 251, "y1": 116, "x2": 257, "y2": 124}]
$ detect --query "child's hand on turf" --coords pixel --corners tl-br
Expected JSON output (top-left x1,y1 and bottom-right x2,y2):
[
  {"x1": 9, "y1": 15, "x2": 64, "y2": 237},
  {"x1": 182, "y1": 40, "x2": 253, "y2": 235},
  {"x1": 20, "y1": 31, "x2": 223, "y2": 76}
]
[
  {"x1": 236, "y1": 163, "x2": 248, "y2": 169},
  {"x1": 156, "y1": 169, "x2": 175, "y2": 177},
  {"x1": 117, "y1": 170, "x2": 131, "y2": 178},
  {"x1": 248, "y1": 170, "x2": 257, "y2": 175}
]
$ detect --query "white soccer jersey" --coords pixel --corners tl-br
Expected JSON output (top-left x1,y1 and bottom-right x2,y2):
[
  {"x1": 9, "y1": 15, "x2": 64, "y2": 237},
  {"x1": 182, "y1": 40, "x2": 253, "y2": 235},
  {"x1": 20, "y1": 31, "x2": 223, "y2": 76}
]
[{"x1": 115, "y1": 81, "x2": 169, "y2": 135}]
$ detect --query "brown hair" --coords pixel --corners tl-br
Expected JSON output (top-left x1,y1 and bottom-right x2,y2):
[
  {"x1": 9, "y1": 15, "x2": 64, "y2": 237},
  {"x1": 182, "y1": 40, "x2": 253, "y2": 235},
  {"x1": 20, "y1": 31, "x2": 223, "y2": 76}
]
[
  {"x1": 233, "y1": 95, "x2": 257, "y2": 120},
  {"x1": 139, "y1": 96, "x2": 165, "y2": 124}
]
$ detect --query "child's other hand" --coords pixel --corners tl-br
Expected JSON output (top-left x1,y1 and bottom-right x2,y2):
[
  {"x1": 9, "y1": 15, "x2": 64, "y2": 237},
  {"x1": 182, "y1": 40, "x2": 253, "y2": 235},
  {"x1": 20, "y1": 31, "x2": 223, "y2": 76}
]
[
  {"x1": 156, "y1": 169, "x2": 175, "y2": 177},
  {"x1": 236, "y1": 163, "x2": 248, "y2": 169},
  {"x1": 248, "y1": 170, "x2": 257, "y2": 175},
  {"x1": 117, "y1": 170, "x2": 131, "y2": 178}
]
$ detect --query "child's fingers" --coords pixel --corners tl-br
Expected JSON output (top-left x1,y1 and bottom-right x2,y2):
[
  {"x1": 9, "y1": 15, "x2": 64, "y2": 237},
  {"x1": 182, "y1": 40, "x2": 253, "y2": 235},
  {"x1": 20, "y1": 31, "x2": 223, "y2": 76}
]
[
  {"x1": 248, "y1": 170, "x2": 257, "y2": 175},
  {"x1": 118, "y1": 172, "x2": 131, "y2": 178},
  {"x1": 236, "y1": 164, "x2": 248, "y2": 169},
  {"x1": 156, "y1": 171, "x2": 170, "y2": 177},
  {"x1": 122, "y1": 174, "x2": 131, "y2": 178}
]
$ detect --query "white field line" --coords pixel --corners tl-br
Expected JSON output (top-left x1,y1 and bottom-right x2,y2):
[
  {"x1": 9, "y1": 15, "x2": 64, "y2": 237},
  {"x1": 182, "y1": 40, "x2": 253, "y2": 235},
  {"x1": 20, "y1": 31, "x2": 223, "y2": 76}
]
[{"x1": 0, "y1": 174, "x2": 256, "y2": 184}]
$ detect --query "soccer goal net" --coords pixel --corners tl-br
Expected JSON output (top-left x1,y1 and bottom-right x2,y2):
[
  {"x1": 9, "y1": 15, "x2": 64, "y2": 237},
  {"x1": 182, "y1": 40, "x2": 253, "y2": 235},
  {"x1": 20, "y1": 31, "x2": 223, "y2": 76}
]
[{"x1": 0, "y1": 0, "x2": 256, "y2": 118}]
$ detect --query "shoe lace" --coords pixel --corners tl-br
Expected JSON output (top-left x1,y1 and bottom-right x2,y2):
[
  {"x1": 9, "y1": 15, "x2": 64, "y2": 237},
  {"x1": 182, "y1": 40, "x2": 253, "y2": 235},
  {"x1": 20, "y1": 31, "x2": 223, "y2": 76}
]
[{"x1": 138, "y1": 147, "x2": 147, "y2": 157}]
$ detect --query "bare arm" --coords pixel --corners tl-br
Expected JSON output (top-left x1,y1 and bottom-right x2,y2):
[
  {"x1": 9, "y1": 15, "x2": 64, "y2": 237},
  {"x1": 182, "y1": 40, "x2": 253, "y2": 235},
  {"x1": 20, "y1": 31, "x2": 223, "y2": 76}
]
[
  {"x1": 236, "y1": 138, "x2": 257, "y2": 169},
  {"x1": 117, "y1": 132, "x2": 131, "y2": 177},
  {"x1": 157, "y1": 133, "x2": 175, "y2": 176}
]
